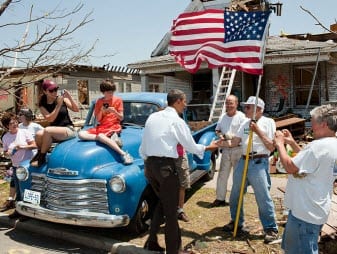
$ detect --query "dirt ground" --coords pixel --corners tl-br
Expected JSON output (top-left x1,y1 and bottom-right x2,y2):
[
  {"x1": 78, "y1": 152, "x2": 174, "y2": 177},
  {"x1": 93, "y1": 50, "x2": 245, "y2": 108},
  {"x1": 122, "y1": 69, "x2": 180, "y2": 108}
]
[{"x1": 1, "y1": 174, "x2": 336, "y2": 254}]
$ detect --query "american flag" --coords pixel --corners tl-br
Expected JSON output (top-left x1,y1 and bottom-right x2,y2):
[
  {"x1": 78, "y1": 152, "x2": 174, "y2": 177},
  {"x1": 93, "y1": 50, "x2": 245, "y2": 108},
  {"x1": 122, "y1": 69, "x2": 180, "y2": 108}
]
[{"x1": 169, "y1": 10, "x2": 271, "y2": 75}]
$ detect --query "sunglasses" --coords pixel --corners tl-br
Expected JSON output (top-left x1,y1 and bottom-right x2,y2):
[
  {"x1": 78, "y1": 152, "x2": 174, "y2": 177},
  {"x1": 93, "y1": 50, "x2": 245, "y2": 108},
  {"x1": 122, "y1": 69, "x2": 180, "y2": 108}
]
[
  {"x1": 48, "y1": 88, "x2": 58, "y2": 93},
  {"x1": 244, "y1": 105, "x2": 253, "y2": 109}
]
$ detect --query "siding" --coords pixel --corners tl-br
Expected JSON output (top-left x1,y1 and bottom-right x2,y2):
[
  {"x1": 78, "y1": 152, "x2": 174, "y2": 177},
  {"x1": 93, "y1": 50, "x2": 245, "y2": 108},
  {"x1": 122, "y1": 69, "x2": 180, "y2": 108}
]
[{"x1": 163, "y1": 76, "x2": 192, "y2": 102}]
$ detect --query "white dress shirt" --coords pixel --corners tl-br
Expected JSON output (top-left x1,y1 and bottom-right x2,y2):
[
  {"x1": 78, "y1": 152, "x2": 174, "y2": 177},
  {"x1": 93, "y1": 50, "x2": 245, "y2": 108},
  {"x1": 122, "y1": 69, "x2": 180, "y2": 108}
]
[{"x1": 139, "y1": 106, "x2": 205, "y2": 159}]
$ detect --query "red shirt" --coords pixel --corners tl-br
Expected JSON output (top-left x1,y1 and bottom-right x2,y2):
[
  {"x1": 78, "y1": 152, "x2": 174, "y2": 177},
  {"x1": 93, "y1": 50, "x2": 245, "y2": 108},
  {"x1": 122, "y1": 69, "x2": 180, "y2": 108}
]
[{"x1": 87, "y1": 96, "x2": 123, "y2": 136}]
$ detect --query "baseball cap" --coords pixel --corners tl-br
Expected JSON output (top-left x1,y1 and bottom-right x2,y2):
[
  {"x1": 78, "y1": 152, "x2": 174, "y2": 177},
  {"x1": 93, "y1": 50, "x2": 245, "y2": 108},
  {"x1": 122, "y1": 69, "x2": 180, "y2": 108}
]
[
  {"x1": 241, "y1": 96, "x2": 265, "y2": 110},
  {"x1": 42, "y1": 80, "x2": 59, "y2": 91}
]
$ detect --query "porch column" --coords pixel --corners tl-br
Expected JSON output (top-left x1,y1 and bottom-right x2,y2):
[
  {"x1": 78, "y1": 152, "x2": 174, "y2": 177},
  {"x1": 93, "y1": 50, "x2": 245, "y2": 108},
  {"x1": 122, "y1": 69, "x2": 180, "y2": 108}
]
[
  {"x1": 140, "y1": 71, "x2": 149, "y2": 92},
  {"x1": 212, "y1": 68, "x2": 220, "y2": 97}
]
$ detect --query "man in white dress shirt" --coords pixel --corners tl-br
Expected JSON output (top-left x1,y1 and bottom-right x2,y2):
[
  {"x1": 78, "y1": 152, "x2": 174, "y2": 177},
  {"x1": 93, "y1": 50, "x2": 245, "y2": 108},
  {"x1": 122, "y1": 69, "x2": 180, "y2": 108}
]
[{"x1": 139, "y1": 89, "x2": 218, "y2": 254}]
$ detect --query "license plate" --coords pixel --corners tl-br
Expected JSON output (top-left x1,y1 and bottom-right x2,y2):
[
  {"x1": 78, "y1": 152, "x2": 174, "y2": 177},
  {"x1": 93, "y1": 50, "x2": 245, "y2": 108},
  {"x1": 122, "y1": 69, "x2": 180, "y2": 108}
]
[{"x1": 23, "y1": 189, "x2": 41, "y2": 205}]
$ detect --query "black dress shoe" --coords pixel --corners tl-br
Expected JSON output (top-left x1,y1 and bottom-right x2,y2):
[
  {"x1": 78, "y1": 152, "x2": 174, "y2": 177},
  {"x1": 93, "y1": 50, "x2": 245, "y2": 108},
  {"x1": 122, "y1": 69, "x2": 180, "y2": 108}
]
[
  {"x1": 209, "y1": 199, "x2": 228, "y2": 208},
  {"x1": 178, "y1": 211, "x2": 190, "y2": 222},
  {"x1": 144, "y1": 240, "x2": 165, "y2": 252},
  {"x1": 8, "y1": 210, "x2": 21, "y2": 219},
  {"x1": 0, "y1": 199, "x2": 15, "y2": 212},
  {"x1": 8, "y1": 210, "x2": 29, "y2": 221},
  {"x1": 223, "y1": 221, "x2": 249, "y2": 234}
]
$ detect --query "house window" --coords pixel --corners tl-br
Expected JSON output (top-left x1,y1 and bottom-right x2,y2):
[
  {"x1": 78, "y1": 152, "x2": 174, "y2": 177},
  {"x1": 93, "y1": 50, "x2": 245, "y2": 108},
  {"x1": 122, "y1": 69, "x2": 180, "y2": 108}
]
[
  {"x1": 77, "y1": 80, "x2": 89, "y2": 105},
  {"x1": 149, "y1": 84, "x2": 159, "y2": 92},
  {"x1": 117, "y1": 82, "x2": 123, "y2": 92},
  {"x1": 293, "y1": 65, "x2": 320, "y2": 106},
  {"x1": 125, "y1": 83, "x2": 131, "y2": 92}
]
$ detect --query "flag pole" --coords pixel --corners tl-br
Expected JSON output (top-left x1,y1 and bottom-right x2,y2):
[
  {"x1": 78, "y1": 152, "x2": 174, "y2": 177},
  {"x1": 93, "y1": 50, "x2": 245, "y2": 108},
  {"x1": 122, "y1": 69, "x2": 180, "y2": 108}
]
[
  {"x1": 233, "y1": 75, "x2": 262, "y2": 237},
  {"x1": 233, "y1": 16, "x2": 270, "y2": 238}
]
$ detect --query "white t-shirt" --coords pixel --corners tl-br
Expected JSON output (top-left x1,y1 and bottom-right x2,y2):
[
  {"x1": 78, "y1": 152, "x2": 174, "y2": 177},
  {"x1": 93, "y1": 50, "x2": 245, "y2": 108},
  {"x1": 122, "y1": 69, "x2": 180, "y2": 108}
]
[
  {"x1": 19, "y1": 122, "x2": 43, "y2": 137},
  {"x1": 236, "y1": 116, "x2": 276, "y2": 155},
  {"x1": 2, "y1": 129, "x2": 34, "y2": 167},
  {"x1": 215, "y1": 111, "x2": 246, "y2": 137},
  {"x1": 285, "y1": 137, "x2": 337, "y2": 225},
  {"x1": 139, "y1": 106, "x2": 205, "y2": 159}
]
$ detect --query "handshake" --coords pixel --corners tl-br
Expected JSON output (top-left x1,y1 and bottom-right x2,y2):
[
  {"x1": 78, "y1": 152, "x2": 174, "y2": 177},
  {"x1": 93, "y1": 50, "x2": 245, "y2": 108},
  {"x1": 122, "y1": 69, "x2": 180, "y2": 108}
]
[{"x1": 217, "y1": 132, "x2": 234, "y2": 140}]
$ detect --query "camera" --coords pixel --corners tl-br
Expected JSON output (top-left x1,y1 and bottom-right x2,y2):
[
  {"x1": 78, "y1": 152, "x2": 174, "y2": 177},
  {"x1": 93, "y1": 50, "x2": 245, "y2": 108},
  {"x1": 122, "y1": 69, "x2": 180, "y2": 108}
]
[
  {"x1": 61, "y1": 89, "x2": 65, "y2": 96},
  {"x1": 103, "y1": 103, "x2": 109, "y2": 109}
]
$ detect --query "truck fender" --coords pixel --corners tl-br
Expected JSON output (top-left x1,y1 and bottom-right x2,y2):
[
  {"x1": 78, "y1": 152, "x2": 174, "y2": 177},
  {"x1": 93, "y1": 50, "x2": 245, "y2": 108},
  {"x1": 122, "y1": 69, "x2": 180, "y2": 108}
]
[{"x1": 195, "y1": 131, "x2": 217, "y2": 170}]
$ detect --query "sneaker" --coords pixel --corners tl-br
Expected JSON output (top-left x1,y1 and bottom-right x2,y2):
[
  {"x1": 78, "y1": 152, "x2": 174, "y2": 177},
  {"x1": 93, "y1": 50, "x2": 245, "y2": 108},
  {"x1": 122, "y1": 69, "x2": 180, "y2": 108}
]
[
  {"x1": 121, "y1": 152, "x2": 133, "y2": 165},
  {"x1": 178, "y1": 211, "x2": 189, "y2": 222},
  {"x1": 223, "y1": 221, "x2": 249, "y2": 234},
  {"x1": 264, "y1": 230, "x2": 279, "y2": 244},
  {"x1": 0, "y1": 199, "x2": 15, "y2": 212},
  {"x1": 209, "y1": 199, "x2": 229, "y2": 208},
  {"x1": 111, "y1": 133, "x2": 123, "y2": 147}
]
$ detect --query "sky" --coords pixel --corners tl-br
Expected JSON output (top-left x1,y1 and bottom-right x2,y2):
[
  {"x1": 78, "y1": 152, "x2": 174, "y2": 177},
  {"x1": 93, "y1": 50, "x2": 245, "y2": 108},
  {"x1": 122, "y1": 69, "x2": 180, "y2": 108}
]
[{"x1": 1, "y1": 0, "x2": 336, "y2": 68}]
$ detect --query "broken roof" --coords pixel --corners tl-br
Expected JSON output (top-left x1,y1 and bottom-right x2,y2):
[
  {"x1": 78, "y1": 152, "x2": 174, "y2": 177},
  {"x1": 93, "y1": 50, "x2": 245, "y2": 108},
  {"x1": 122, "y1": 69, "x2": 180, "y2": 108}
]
[{"x1": 128, "y1": 36, "x2": 337, "y2": 72}]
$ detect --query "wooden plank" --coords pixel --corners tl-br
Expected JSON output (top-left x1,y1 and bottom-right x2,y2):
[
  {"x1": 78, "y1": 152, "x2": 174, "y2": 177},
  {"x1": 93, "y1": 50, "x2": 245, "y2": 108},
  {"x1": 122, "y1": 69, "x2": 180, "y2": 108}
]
[
  {"x1": 321, "y1": 224, "x2": 336, "y2": 237},
  {"x1": 275, "y1": 189, "x2": 337, "y2": 238},
  {"x1": 321, "y1": 197, "x2": 337, "y2": 237},
  {"x1": 275, "y1": 117, "x2": 306, "y2": 137},
  {"x1": 275, "y1": 117, "x2": 306, "y2": 129}
]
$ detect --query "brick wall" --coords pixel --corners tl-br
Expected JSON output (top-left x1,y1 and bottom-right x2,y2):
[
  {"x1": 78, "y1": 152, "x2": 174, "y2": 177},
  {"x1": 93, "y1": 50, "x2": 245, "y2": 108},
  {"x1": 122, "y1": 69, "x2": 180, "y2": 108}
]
[
  {"x1": 326, "y1": 64, "x2": 337, "y2": 102},
  {"x1": 264, "y1": 64, "x2": 291, "y2": 113}
]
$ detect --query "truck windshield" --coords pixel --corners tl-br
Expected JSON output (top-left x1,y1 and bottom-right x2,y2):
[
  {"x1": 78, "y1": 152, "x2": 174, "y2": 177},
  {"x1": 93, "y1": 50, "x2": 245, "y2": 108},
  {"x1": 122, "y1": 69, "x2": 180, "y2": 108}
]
[
  {"x1": 122, "y1": 102, "x2": 159, "y2": 126},
  {"x1": 86, "y1": 102, "x2": 159, "y2": 127}
]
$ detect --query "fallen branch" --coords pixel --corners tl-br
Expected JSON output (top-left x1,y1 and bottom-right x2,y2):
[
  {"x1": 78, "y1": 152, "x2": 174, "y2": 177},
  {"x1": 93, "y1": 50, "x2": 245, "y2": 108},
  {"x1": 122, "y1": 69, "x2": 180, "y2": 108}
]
[{"x1": 246, "y1": 239, "x2": 256, "y2": 252}]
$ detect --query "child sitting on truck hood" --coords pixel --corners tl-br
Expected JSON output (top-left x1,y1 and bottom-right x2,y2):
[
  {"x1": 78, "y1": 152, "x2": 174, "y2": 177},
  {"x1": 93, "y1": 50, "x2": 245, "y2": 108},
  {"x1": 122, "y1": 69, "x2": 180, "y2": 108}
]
[{"x1": 78, "y1": 80, "x2": 133, "y2": 165}]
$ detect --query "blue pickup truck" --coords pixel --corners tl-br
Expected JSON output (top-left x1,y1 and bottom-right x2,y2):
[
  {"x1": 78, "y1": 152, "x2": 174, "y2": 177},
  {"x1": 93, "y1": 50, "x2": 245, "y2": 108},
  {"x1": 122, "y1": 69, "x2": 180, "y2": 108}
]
[{"x1": 15, "y1": 92, "x2": 217, "y2": 233}]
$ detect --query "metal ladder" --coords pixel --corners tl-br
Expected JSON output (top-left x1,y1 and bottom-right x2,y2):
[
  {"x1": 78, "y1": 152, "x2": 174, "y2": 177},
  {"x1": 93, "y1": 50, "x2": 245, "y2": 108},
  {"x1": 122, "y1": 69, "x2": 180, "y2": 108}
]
[{"x1": 208, "y1": 67, "x2": 236, "y2": 122}]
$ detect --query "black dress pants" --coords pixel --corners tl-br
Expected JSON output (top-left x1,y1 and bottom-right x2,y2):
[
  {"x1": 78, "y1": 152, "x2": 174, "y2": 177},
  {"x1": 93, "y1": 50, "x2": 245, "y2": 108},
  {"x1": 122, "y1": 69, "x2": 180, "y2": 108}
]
[{"x1": 144, "y1": 156, "x2": 181, "y2": 254}]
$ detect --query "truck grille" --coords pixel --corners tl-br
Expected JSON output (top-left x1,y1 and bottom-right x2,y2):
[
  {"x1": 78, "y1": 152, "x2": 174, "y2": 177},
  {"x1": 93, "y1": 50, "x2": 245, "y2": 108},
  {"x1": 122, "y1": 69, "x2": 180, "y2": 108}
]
[{"x1": 31, "y1": 173, "x2": 109, "y2": 214}]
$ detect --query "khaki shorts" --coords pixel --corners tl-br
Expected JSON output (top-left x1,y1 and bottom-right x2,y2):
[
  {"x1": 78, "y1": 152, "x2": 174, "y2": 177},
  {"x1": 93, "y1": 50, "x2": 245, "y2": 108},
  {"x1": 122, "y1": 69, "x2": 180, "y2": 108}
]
[
  {"x1": 65, "y1": 126, "x2": 76, "y2": 139},
  {"x1": 175, "y1": 153, "x2": 190, "y2": 189}
]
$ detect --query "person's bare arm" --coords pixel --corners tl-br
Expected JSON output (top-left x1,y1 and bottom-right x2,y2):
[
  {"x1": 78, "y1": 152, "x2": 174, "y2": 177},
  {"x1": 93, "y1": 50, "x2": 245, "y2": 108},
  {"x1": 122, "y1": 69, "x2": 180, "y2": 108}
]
[
  {"x1": 39, "y1": 96, "x2": 63, "y2": 123},
  {"x1": 250, "y1": 121, "x2": 275, "y2": 152},
  {"x1": 274, "y1": 130, "x2": 299, "y2": 174}
]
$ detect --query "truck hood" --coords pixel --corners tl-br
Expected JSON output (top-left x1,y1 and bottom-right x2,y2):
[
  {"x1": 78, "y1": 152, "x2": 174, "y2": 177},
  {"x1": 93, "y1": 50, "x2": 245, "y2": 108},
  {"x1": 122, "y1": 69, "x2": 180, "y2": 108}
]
[{"x1": 47, "y1": 126, "x2": 143, "y2": 178}]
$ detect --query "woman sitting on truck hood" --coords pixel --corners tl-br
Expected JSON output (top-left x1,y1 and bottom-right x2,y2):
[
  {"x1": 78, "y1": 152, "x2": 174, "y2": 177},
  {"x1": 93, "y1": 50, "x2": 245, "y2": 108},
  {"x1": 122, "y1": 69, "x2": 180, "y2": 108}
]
[
  {"x1": 30, "y1": 80, "x2": 79, "y2": 167},
  {"x1": 78, "y1": 80, "x2": 133, "y2": 165}
]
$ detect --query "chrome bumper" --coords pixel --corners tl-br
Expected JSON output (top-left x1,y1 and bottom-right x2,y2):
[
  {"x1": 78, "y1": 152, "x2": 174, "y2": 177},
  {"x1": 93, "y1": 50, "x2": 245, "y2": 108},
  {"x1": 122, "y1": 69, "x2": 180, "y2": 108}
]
[{"x1": 16, "y1": 201, "x2": 130, "y2": 228}]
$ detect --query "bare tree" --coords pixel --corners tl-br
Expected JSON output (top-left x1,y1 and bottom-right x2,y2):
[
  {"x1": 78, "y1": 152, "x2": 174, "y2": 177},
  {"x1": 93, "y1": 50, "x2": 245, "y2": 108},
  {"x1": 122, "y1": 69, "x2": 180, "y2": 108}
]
[
  {"x1": 0, "y1": 0, "x2": 96, "y2": 96},
  {"x1": 300, "y1": 5, "x2": 337, "y2": 34}
]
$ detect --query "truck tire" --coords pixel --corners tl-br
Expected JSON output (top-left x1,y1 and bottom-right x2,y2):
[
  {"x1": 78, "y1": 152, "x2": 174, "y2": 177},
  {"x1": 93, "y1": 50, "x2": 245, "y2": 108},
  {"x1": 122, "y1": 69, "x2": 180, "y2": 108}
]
[
  {"x1": 127, "y1": 186, "x2": 157, "y2": 235},
  {"x1": 202, "y1": 152, "x2": 216, "y2": 181}
]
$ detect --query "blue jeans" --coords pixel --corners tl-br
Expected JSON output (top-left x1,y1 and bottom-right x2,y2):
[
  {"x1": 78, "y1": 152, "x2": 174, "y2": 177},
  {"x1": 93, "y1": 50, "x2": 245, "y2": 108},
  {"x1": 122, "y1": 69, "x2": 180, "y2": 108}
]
[
  {"x1": 12, "y1": 166, "x2": 22, "y2": 201},
  {"x1": 229, "y1": 157, "x2": 278, "y2": 232},
  {"x1": 282, "y1": 211, "x2": 322, "y2": 254}
]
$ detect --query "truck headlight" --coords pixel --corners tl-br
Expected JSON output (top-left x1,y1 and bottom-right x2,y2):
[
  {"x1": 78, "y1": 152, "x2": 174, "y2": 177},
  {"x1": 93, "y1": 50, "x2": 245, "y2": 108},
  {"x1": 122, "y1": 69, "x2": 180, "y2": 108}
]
[
  {"x1": 16, "y1": 166, "x2": 29, "y2": 181},
  {"x1": 109, "y1": 175, "x2": 126, "y2": 193}
]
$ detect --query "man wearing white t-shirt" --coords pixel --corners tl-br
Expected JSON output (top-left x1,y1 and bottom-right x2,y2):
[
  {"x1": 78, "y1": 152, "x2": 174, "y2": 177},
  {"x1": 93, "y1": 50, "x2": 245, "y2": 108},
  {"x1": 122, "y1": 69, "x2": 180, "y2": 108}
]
[
  {"x1": 219, "y1": 96, "x2": 278, "y2": 243},
  {"x1": 210, "y1": 95, "x2": 246, "y2": 207},
  {"x1": 274, "y1": 104, "x2": 337, "y2": 254}
]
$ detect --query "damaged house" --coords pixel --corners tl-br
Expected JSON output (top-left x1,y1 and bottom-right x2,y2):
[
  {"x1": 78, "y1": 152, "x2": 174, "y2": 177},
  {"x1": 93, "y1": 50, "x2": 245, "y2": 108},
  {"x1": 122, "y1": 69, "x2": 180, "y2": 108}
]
[
  {"x1": 128, "y1": 0, "x2": 337, "y2": 123},
  {"x1": 0, "y1": 64, "x2": 141, "y2": 120}
]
